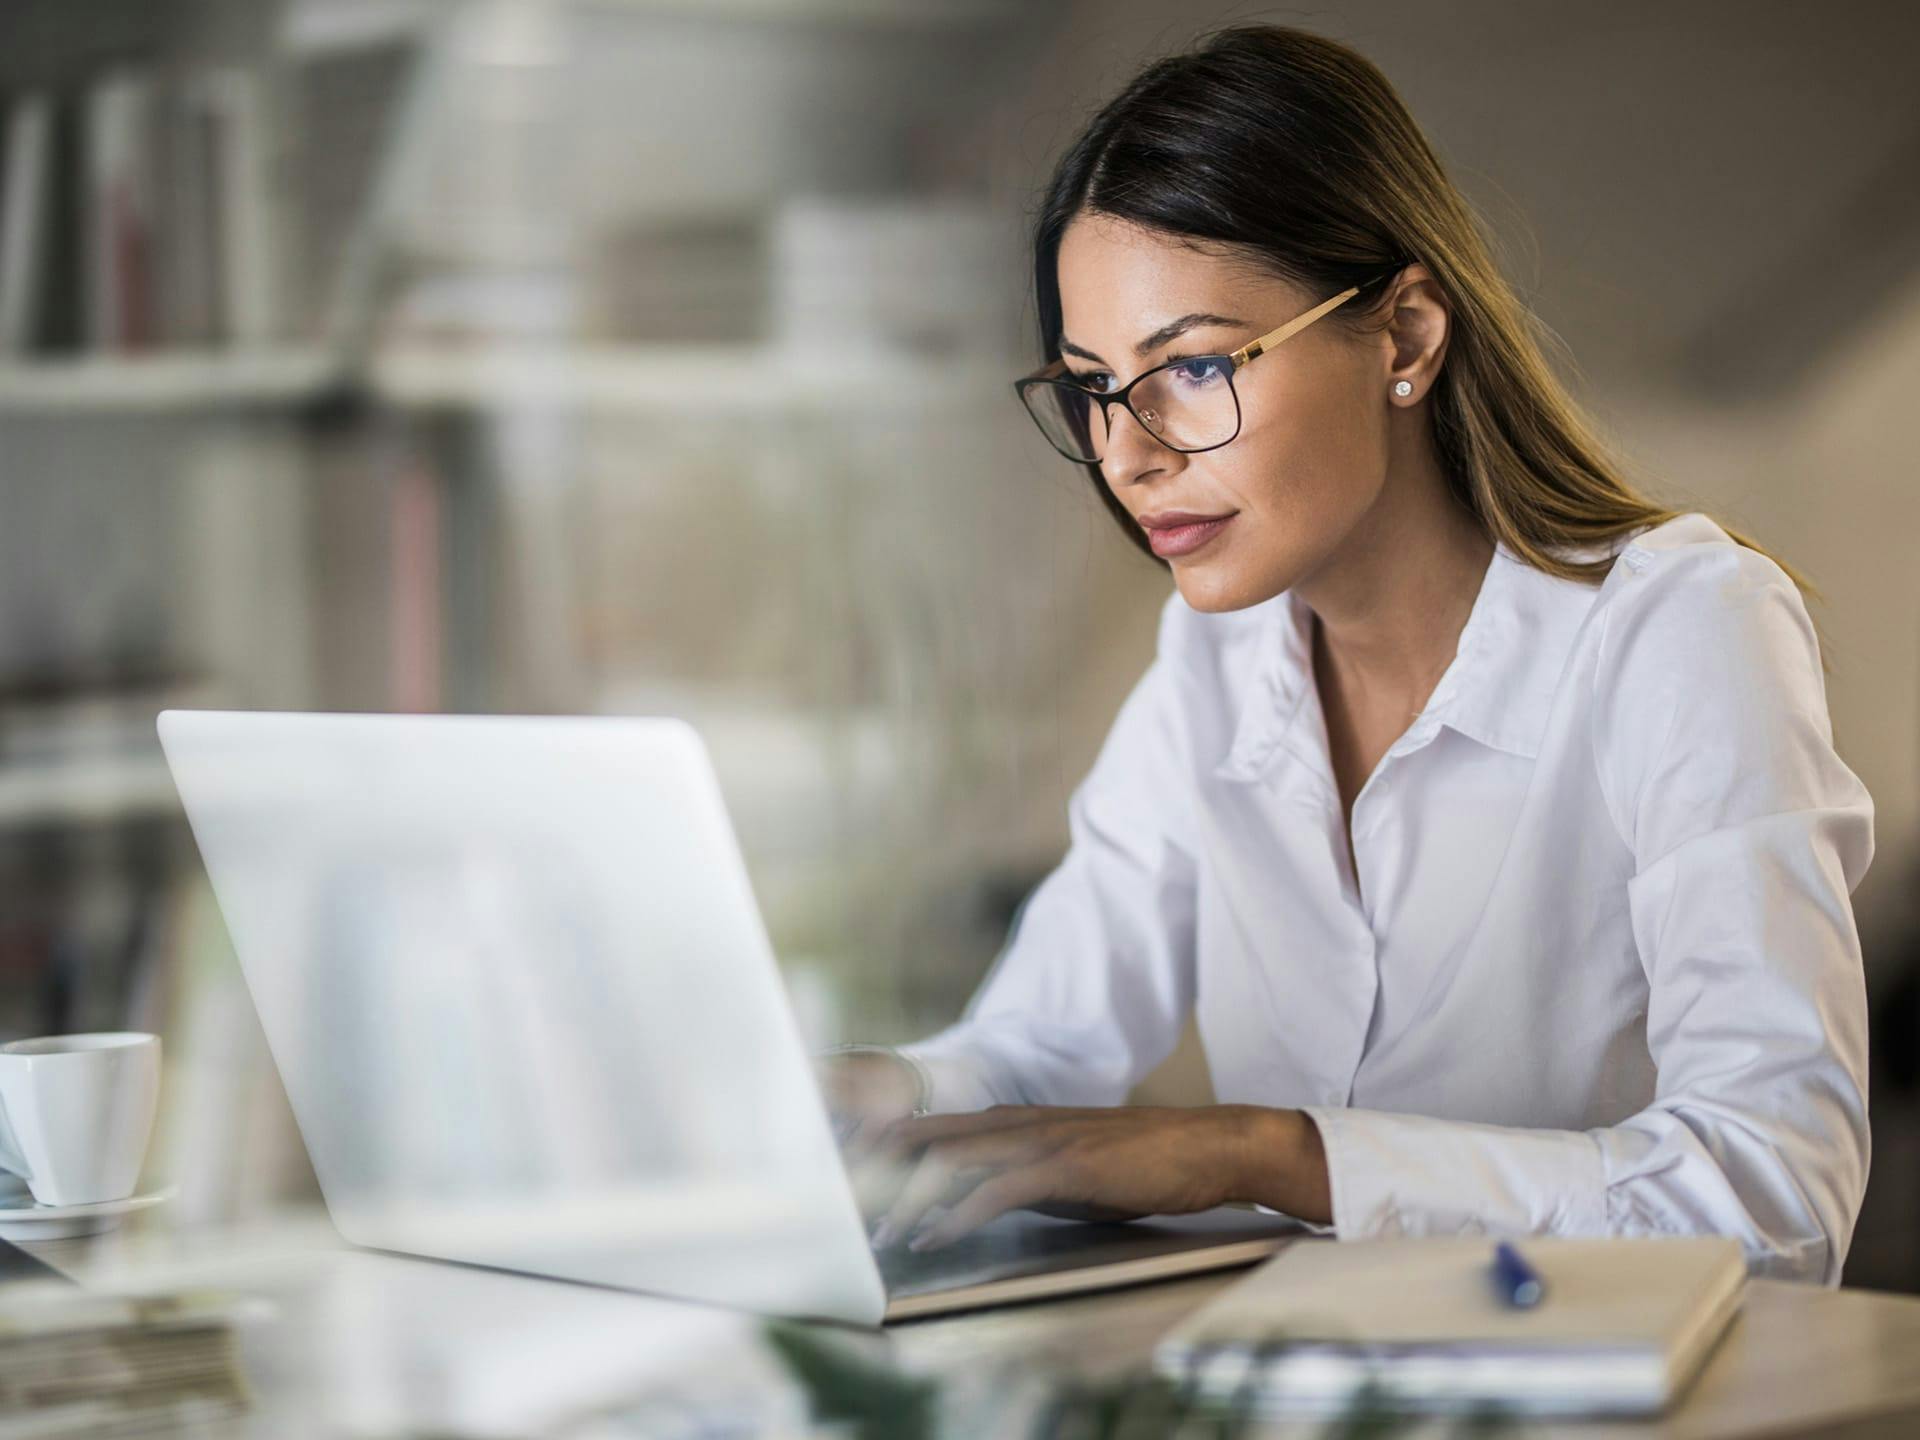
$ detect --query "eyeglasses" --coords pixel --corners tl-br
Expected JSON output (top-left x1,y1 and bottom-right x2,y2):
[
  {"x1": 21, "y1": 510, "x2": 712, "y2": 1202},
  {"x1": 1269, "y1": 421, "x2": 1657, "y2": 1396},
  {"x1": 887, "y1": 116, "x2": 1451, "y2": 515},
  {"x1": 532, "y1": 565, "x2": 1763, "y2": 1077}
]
[{"x1": 1014, "y1": 264, "x2": 1405, "y2": 464}]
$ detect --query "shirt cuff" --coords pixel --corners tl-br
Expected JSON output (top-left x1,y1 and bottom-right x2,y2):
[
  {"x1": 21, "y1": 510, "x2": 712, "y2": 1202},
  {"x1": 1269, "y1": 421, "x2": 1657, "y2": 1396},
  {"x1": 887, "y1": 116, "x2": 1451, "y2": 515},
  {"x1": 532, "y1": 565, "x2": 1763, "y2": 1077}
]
[{"x1": 1297, "y1": 1105, "x2": 1609, "y2": 1240}]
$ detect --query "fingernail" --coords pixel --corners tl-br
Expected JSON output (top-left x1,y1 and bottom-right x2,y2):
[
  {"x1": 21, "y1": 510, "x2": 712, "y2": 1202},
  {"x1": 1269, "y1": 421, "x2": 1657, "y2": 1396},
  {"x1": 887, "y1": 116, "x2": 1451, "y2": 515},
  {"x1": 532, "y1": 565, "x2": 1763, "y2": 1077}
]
[
  {"x1": 907, "y1": 1228, "x2": 940, "y2": 1252},
  {"x1": 870, "y1": 1218, "x2": 896, "y2": 1249}
]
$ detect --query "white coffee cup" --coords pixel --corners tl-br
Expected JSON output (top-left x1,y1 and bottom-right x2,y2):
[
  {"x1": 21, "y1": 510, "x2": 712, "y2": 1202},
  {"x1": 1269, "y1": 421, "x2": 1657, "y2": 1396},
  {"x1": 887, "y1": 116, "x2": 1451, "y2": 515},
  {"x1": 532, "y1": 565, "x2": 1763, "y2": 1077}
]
[{"x1": 0, "y1": 1032, "x2": 160, "y2": 1207}]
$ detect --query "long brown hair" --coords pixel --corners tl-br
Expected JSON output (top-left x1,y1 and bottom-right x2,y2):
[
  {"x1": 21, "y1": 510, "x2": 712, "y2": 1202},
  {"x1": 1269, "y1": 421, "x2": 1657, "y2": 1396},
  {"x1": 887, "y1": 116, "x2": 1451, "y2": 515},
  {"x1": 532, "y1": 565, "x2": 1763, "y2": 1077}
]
[{"x1": 1028, "y1": 23, "x2": 1829, "y2": 669}]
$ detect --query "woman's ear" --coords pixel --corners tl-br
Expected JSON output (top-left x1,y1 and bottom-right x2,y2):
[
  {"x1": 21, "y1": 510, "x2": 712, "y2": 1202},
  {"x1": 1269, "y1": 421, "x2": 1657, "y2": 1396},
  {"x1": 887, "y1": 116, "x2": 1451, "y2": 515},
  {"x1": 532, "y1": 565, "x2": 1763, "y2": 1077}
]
[{"x1": 1383, "y1": 265, "x2": 1449, "y2": 401}]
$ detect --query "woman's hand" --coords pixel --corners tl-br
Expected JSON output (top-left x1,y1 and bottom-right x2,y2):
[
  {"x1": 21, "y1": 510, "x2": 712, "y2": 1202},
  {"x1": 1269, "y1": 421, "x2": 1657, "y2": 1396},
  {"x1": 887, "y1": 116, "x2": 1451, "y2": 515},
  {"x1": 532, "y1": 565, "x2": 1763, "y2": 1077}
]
[{"x1": 854, "y1": 1103, "x2": 1329, "y2": 1252}]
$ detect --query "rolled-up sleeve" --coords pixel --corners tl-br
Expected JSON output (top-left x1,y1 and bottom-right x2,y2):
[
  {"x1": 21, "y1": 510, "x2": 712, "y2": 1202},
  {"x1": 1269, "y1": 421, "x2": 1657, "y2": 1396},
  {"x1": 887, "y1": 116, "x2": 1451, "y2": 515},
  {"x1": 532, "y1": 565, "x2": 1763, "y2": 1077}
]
[
  {"x1": 1298, "y1": 543, "x2": 1874, "y2": 1285},
  {"x1": 895, "y1": 594, "x2": 1201, "y2": 1113}
]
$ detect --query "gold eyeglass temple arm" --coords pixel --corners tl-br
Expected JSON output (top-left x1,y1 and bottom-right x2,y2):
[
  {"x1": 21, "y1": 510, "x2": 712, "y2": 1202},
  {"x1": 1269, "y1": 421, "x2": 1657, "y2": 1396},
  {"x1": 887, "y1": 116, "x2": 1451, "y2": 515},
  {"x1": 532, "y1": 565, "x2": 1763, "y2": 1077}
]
[
  {"x1": 1229, "y1": 285, "x2": 1361, "y2": 367},
  {"x1": 1024, "y1": 280, "x2": 1364, "y2": 382}
]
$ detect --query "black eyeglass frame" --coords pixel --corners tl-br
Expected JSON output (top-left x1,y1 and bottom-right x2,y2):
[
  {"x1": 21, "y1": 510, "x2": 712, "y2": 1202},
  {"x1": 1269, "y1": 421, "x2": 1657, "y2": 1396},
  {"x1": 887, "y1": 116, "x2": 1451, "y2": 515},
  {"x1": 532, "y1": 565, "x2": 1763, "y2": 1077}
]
[{"x1": 1014, "y1": 262, "x2": 1411, "y2": 463}]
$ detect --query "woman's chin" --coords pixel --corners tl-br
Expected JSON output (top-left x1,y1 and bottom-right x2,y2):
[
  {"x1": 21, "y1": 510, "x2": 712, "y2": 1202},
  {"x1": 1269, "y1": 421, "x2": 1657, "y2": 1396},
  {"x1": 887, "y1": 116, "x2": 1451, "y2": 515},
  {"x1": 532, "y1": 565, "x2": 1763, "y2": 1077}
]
[{"x1": 1173, "y1": 564, "x2": 1279, "y2": 615}]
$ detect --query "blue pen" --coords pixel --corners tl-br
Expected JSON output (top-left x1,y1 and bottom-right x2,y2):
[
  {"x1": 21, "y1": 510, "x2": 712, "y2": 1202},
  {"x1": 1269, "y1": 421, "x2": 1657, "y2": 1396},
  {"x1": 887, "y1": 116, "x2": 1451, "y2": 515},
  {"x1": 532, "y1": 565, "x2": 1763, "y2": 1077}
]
[{"x1": 1490, "y1": 1240, "x2": 1547, "y2": 1308}]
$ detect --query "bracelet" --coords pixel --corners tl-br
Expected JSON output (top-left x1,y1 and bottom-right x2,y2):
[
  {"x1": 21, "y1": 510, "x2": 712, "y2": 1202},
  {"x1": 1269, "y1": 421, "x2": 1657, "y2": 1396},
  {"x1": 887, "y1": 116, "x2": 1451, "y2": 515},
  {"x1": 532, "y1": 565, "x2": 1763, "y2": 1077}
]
[{"x1": 819, "y1": 1041, "x2": 932, "y2": 1117}]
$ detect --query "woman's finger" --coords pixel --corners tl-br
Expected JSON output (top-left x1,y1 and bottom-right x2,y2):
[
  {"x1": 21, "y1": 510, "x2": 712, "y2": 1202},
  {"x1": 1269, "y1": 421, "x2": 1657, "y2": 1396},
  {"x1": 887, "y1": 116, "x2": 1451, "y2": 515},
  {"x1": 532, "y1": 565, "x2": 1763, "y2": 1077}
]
[
  {"x1": 908, "y1": 1164, "x2": 1058, "y2": 1251},
  {"x1": 875, "y1": 1129, "x2": 1064, "y2": 1246},
  {"x1": 869, "y1": 1143, "x2": 995, "y2": 1249}
]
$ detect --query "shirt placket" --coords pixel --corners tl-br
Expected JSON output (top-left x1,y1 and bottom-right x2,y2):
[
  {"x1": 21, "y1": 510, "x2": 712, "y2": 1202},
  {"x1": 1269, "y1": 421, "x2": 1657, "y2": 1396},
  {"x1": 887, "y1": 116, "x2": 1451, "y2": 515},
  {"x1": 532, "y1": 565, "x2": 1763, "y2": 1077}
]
[{"x1": 1309, "y1": 601, "x2": 1508, "y2": 1102}]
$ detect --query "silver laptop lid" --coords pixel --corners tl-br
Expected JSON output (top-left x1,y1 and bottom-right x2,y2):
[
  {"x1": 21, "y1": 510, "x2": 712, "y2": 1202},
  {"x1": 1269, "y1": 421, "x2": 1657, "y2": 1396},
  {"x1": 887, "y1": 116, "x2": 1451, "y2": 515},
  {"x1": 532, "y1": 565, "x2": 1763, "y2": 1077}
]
[{"x1": 158, "y1": 710, "x2": 887, "y2": 1325}]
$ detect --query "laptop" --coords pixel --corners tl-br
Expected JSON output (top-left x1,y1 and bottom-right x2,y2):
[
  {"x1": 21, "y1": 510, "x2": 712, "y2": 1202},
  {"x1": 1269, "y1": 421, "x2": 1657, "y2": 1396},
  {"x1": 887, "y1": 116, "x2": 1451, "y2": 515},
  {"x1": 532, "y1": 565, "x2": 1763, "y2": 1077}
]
[{"x1": 157, "y1": 710, "x2": 1305, "y2": 1326}]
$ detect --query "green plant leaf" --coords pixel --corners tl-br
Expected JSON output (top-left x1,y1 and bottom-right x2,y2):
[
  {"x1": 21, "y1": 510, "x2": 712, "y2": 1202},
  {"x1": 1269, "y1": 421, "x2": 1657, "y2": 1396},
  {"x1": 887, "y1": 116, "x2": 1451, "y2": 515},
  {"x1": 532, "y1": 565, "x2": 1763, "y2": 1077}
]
[{"x1": 762, "y1": 1318, "x2": 939, "y2": 1440}]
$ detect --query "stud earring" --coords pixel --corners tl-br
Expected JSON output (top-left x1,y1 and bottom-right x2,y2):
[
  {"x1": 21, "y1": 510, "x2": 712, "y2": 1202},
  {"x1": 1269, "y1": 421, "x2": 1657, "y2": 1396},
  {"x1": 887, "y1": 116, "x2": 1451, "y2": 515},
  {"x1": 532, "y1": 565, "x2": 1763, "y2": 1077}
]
[{"x1": 1393, "y1": 380, "x2": 1413, "y2": 397}]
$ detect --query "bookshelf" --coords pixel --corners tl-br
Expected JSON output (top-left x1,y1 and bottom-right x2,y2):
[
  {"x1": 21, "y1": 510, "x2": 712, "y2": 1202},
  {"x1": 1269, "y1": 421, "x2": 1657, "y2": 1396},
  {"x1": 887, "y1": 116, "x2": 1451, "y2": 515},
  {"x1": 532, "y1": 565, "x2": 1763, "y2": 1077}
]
[
  {"x1": 0, "y1": 343, "x2": 1010, "y2": 417},
  {"x1": 0, "y1": 0, "x2": 1059, "y2": 1217},
  {"x1": 0, "y1": 754, "x2": 180, "y2": 829},
  {"x1": 0, "y1": 348, "x2": 339, "y2": 414}
]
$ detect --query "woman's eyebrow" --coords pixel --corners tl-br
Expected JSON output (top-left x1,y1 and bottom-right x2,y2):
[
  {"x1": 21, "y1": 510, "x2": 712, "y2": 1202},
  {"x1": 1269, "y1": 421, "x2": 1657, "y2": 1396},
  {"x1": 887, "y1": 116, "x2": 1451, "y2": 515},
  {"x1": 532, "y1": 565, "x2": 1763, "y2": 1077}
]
[{"x1": 1058, "y1": 312, "x2": 1249, "y2": 365}]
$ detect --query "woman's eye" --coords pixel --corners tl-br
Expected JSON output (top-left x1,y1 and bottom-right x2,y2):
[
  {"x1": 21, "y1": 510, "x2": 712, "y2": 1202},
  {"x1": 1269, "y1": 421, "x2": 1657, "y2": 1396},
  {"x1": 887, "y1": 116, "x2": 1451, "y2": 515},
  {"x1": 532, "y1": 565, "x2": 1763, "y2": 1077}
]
[
  {"x1": 1172, "y1": 358, "x2": 1226, "y2": 387},
  {"x1": 1073, "y1": 371, "x2": 1115, "y2": 392}
]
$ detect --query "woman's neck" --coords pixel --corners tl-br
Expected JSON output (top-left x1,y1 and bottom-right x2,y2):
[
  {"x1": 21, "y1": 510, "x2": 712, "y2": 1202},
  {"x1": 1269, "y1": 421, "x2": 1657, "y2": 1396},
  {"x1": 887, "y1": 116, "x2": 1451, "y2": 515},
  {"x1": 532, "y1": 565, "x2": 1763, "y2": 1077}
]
[{"x1": 1296, "y1": 472, "x2": 1494, "y2": 713}]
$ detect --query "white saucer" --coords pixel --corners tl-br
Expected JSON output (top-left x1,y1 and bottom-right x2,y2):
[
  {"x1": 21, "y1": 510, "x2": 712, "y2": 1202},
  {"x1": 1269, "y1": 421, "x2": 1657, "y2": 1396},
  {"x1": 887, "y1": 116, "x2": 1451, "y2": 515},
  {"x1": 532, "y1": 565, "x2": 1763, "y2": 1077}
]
[{"x1": 0, "y1": 1180, "x2": 177, "y2": 1240}]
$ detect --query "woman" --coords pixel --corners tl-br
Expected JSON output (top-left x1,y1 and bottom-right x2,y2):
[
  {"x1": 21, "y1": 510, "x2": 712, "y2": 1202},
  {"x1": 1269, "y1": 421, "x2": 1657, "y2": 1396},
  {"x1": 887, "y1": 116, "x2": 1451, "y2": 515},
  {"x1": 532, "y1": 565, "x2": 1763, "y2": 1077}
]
[{"x1": 817, "y1": 23, "x2": 1873, "y2": 1284}]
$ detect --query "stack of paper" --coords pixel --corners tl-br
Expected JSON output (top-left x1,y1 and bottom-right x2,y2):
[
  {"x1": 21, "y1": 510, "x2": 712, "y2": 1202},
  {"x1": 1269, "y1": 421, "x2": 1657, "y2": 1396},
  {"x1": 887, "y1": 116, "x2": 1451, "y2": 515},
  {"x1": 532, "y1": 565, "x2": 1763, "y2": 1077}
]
[
  {"x1": 1154, "y1": 1236, "x2": 1746, "y2": 1418},
  {"x1": 0, "y1": 1284, "x2": 263, "y2": 1433}
]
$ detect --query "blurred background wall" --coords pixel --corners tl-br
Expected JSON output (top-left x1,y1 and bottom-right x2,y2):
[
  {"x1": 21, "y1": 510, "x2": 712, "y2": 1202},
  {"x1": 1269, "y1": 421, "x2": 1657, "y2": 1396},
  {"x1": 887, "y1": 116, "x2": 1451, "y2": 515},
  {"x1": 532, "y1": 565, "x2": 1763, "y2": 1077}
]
[{"x1": 0, "y1": 0, "x2": 1913, "y2": 1289}]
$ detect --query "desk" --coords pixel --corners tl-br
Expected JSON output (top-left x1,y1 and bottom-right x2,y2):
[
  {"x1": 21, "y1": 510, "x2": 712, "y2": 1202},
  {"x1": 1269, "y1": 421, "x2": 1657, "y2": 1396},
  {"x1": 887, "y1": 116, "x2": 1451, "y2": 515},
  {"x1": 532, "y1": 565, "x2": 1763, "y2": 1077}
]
[
  {"x1": 881, "y1": 1268, "x2": 1920, "y2": 1439},
  {"x1": 15, "y1": 1220, "x2": 1920, "y2": 1438}
]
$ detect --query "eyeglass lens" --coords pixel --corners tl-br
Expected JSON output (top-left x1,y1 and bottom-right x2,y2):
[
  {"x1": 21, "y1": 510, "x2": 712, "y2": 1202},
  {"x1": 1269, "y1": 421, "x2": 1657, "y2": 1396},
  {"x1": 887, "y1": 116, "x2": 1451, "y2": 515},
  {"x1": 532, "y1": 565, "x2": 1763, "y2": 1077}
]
[{"x1": 1024, "y1": 358, "x2": 1238, "y2": 462}]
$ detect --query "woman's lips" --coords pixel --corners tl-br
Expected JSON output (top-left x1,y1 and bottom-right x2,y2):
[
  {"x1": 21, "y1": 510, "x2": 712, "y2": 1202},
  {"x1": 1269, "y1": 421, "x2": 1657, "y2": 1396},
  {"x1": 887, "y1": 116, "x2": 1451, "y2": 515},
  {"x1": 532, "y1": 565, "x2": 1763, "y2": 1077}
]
[{"x1": 1145, "y1": 513, "x2": 1237, "y2": 558}]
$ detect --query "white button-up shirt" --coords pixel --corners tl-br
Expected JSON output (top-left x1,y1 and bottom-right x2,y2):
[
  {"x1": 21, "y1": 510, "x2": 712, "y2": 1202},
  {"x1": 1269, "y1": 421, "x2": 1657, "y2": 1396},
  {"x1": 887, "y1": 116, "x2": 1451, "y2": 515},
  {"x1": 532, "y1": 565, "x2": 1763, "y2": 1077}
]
[{"x1": 896, "y1": 511, "x2": 1874, "y2": 1285}]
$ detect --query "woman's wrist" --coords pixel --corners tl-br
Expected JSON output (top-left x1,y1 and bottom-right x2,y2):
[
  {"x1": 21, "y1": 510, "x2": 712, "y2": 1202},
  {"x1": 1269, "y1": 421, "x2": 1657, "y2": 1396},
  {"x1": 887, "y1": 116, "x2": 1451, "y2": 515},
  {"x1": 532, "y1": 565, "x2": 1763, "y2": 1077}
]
[
  {"x1": 819, "y1": 1042, "x2": 932, "y2": 1116},
  {"x1": 1223, "y1": 1104, "x2": 1333, "y2": 1225}
]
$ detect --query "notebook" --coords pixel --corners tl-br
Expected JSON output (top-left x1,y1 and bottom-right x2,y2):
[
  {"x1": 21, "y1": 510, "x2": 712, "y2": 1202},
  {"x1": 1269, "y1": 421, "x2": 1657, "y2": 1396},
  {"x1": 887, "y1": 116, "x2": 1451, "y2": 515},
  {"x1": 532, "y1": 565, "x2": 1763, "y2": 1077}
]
[{"x1": 1153, "y1": 1235, "x2": 1746, "y2": 1418}]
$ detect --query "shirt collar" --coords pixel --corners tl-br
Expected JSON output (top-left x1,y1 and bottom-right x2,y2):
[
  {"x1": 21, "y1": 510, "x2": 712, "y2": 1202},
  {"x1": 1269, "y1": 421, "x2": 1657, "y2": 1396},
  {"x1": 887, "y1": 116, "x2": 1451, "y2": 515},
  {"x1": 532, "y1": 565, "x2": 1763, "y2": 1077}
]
[{"x1": 1213, "y1": 537, "x2": 1605, "y2": 786}]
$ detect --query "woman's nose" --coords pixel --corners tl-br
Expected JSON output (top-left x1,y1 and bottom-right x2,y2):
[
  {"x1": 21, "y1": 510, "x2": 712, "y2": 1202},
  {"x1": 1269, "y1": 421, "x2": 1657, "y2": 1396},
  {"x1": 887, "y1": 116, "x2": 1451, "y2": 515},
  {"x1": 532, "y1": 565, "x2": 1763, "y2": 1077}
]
[{"x1": 1099, "y1": 403, "x2": 1181, "y2": 489}]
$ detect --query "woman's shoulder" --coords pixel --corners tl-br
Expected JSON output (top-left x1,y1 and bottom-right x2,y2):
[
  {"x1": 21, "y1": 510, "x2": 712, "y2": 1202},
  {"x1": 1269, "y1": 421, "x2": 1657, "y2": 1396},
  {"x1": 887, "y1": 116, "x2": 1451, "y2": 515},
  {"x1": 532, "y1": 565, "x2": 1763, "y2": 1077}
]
[
  {"x1": 1581, "y1": 513, "x2": 1864, "y2": 873},
  {"x1": 1587, "y1": 511, "x2": 1819, "y2": 690},
  {"x1": 1585, "y1": 511, "x2": 1837, "y2": 830}
]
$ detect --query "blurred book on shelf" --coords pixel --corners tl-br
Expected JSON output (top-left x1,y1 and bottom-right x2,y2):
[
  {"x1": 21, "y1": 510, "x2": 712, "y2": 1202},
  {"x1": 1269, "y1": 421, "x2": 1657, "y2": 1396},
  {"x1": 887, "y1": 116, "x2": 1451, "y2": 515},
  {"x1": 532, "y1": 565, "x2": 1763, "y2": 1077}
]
[
  {"x1": 6, "y1": 86, "x2": 86, "y2": 355},
  {"x1": 287, "y1": 37, "x2": 415, "y2": 344},
  {"x1": 198, "y1": 68, "x2": 288, "y2": 351},
  {"x1": 581, "y1": 215, "x2": 768, "y2": 345},
  {"x1": 0, "y1": 91, "x2": 53, "y2": 353},
  {"x1": 82, "y1": 69, "x2": 162, "y2": 351},
  {"x1": 770, "y1": 195, "x2": 1014, "y2": 358}
]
